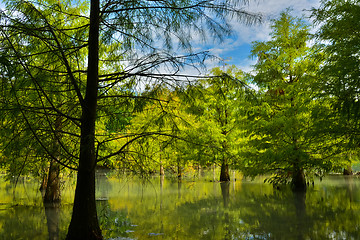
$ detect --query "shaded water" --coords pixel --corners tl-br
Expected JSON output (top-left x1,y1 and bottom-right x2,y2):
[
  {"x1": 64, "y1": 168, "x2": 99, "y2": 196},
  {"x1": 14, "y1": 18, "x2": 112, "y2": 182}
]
[{"x1": 1, "y1": 171, "x2": 360, "y2": 239}]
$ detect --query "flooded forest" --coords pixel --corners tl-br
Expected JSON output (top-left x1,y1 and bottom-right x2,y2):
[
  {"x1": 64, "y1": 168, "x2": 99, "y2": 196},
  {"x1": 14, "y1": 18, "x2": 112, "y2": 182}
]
[{"x1": 0, "y1": 0, "x2": 359, "y2": 239}]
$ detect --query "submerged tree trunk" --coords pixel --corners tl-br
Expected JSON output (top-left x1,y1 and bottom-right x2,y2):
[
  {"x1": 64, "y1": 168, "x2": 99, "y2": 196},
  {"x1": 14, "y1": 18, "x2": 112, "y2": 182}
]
[
  {"x1": 66, "y1": 0, "x2": 102, "y2": 239},
  {"x1": 220, "y1": 140, "x2": 230, "y2": 182},
  {"x1": 291, "y1": 167, "x2": 307, "y2": 192},
  {"x1": 44, "y1": 160, "x2": 61, "y2": 203},
  {"x1": 219, "y1": 158, "x2": 230, "y2": 182},
  {"x1": 177, "y1": 161, "x2": 182, "y2": 180},
  {"x1": 343, "y1": 165, "x2": 353, "y2": 175}
]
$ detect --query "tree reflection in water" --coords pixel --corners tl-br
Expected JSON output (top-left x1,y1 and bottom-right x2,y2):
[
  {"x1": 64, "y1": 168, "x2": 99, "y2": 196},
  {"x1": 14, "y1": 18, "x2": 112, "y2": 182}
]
[
  {"x1": 44, "y1": 202, "x2": 60, "y2": 240},
  {"x1": 1, "y1": 174, "x2": 360, "y2": 239}
]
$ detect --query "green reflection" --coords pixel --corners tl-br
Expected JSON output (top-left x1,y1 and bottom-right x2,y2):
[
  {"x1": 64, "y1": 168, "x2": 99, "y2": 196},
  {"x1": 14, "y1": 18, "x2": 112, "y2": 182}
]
[{"x1": 1, "y1": 173, "x2": 360, "y2": 239}]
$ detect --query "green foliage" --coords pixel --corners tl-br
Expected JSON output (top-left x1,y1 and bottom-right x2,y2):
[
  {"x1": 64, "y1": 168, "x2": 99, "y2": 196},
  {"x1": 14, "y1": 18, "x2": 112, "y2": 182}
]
[
  {"x1": 244, "y1": 11, "x2": 346, "y2": 187},
  {"x1": 0, "y1": 0, "x2": 89, "y2": 178},
  {"x1": 0, "y1": 0, "x2": 263, "y2": 238},
  {"x1": 181, "y1": 66, "x2": 250, "y2": 170},
  {"x1": 312, "y1": 0, "x2": 360, "y2": 146}
]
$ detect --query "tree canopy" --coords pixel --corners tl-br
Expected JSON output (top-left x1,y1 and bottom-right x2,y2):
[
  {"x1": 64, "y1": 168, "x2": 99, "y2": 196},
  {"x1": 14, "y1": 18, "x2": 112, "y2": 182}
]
[
  {"x1": 243, "y1": 11, "x2": 348, "y2": 191},
  {"x1": 0, "y1": 0, "x2": 359, "y2": 239}
]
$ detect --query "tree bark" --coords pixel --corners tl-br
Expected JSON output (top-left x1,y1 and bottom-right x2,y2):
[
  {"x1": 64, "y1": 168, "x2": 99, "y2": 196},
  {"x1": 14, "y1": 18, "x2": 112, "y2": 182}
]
[
  {"x1": 43, "y1": 160, "x2": 61, "y2": 203},
  {"x1": 44, "y1": 115, "x2": 62, "y2": 204},
  {"x1": 66, "y1": 0, "x2": 102, "y2": 239}
]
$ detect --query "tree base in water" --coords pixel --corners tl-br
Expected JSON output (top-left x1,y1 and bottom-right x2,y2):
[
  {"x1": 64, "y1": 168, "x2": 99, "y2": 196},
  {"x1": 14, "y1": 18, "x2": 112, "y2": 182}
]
[
  {"x1": 220, "y1": 163, "x2": 230, "y2": 182},
  {"x1": 291, "y1": 168, "x2": 307, "y2": 192}
]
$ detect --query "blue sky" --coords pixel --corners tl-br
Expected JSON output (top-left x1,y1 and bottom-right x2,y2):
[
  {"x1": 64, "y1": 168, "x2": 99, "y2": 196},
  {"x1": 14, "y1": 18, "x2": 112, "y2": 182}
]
[
  {"x1": 0, "y1": 0, "x2": 320, "y2": 74},
  {"x1": 202, "y1": 0, "x2": 321, "y2": 72}
]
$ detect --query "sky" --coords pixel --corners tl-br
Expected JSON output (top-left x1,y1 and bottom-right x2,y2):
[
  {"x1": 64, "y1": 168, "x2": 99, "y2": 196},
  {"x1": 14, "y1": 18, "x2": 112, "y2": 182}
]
[
  {"x1": 0, "y1": 0, "x2": 321, "y2": 74},
  {"x1": 202, "y1": 0, "x2": 321, "y2": 73}
]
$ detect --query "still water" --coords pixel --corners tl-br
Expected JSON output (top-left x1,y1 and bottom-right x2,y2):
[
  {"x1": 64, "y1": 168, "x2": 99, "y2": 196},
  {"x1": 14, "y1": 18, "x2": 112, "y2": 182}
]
[{"x1": 1, "y1": 171, "x2": 360, "y2": 240}]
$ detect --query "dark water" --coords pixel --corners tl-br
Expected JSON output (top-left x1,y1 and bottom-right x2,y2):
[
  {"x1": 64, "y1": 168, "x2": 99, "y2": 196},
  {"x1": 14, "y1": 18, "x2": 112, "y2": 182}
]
[{"x1": 1, "y1": 172, "x2": 360, "y2": 239}]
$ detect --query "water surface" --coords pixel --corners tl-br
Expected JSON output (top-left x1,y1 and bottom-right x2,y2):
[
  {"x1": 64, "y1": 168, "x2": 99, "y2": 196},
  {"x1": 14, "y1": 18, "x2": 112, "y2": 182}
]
[{"x1": 1, "y1": 172, "x2": 360, "y2": 239}]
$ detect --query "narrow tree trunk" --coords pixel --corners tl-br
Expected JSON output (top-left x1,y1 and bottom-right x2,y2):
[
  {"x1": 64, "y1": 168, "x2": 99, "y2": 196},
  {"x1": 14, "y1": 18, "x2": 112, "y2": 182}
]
[
  {"x1": 44, "y1": 115, "x2": 62, "y2": 204},
  {"x1": 177, "y1": 161, "x2": 182, "y2": 180},
  {"x1": 197, "y1": 164, "x2": 202, "y2": 177},
  {"x1": 212, "y1": 163, "x2": 216, "y2": 181},
  {"x1": 40, "y1": 172, "x2": 48, "y2": 192},
  {"x1": 44, "y1": 160, "x2": 60, "y2": 203},
  {"x1": 160, "y1": 160, "x2": 165, "y2": 176},
  {"x1": 219, "y1": 158, "x2": 230, "y2": 182},
  {"x1": 66, "y1": 0, "x2": 102, "y2": 239}
]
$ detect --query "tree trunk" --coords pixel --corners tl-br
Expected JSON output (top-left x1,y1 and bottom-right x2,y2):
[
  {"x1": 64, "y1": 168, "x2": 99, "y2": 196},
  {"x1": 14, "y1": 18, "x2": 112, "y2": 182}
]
[
  {"x1": 291, "y1": 167, "x2": 307, "y2": 192},
  {"x1": 177, "y1": 161, "x2": 182, "y2": 180},
  {"x1": 43, "y1": 160, "x2": 61, "y2": 203},
  {"x1": 66, "y1": 0, "x2": 102, "y2": 239},
  {"x1": 212, "y1": 163, "x2": 216, "y2": 181},
  {"x1": 160, "y1": 160, "x2": 165, "y2": 176},
  {"x1": 44, "y1": 114, "x2": 62, "y2": 203},
  {"x1": 40, "y1": 172, "x2": 48, "y2": 192},
  {"x1": 343, "y1": 165, "x2": 353, "y2": 175},
  {"x1": 219, "y1": 158, "x2": 230, "y2": 182}
]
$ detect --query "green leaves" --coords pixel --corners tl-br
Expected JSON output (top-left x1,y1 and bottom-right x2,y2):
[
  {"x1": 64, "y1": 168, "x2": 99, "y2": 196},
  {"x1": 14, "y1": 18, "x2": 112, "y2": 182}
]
[
  {"x1": 312, "y1": 0, "x2": 360, "y2": 146},
  {"x1": 244, "y1": 11, "x2": 346, "y2": 188}
]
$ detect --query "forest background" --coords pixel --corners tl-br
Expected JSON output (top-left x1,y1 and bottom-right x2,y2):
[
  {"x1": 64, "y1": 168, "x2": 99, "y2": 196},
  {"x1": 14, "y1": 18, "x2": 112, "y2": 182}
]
[{"x1": 0, "y1": 0, "x2": 359, "y2": 239}]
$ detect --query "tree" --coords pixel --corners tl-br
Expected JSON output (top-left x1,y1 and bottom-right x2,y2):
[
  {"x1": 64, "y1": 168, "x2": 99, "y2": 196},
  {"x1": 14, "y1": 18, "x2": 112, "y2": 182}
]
[
  {"x1": 311, "y1": 0, "x2": 360, "y2": 149},
  {"x1": 184, "y1": 66, "x2": 249, "y2": 181},
  {"x1": 115, "y1": 86, "x2": 195, "y2": 177},
  {"x1": 244, "y1": 11, "x2": 344, "y2": 191},
  {"x1": 0, "y1": 0, "x2": 261, "y2": 239},
  {"x1": 0, "y1": 0, "x2": 87, "y2": 203}
]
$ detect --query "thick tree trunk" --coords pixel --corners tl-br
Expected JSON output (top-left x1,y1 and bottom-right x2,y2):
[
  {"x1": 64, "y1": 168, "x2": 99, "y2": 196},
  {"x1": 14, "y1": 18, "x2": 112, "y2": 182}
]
[
  {"x1": 66, "y1": 0, "x2": 102, "y2": 239},
  {"x1": 343, "y1": 165, "x2": 353, "y2": 175},
  {"x1": 219, "y1": 159, "x2": 230, "y2": 182},
  {"x1": 291, "y1": 167, "x2": 307, "y2": 192}
]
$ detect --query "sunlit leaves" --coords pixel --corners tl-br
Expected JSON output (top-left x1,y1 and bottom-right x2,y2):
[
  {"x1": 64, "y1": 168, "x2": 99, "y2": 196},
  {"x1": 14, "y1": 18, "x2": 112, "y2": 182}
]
[
  {"x1": 244, "y1": 11, "x2": 344, "y2": 187},
  {"x1": 312, "y1": 0, "x2": 360, "y2": 146}
]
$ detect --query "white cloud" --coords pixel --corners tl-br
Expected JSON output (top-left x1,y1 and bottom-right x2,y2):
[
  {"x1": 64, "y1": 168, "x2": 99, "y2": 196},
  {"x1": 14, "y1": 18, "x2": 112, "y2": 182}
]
[{"x1": 199, "y1": 0, "x2": 322, "y2": 72}]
